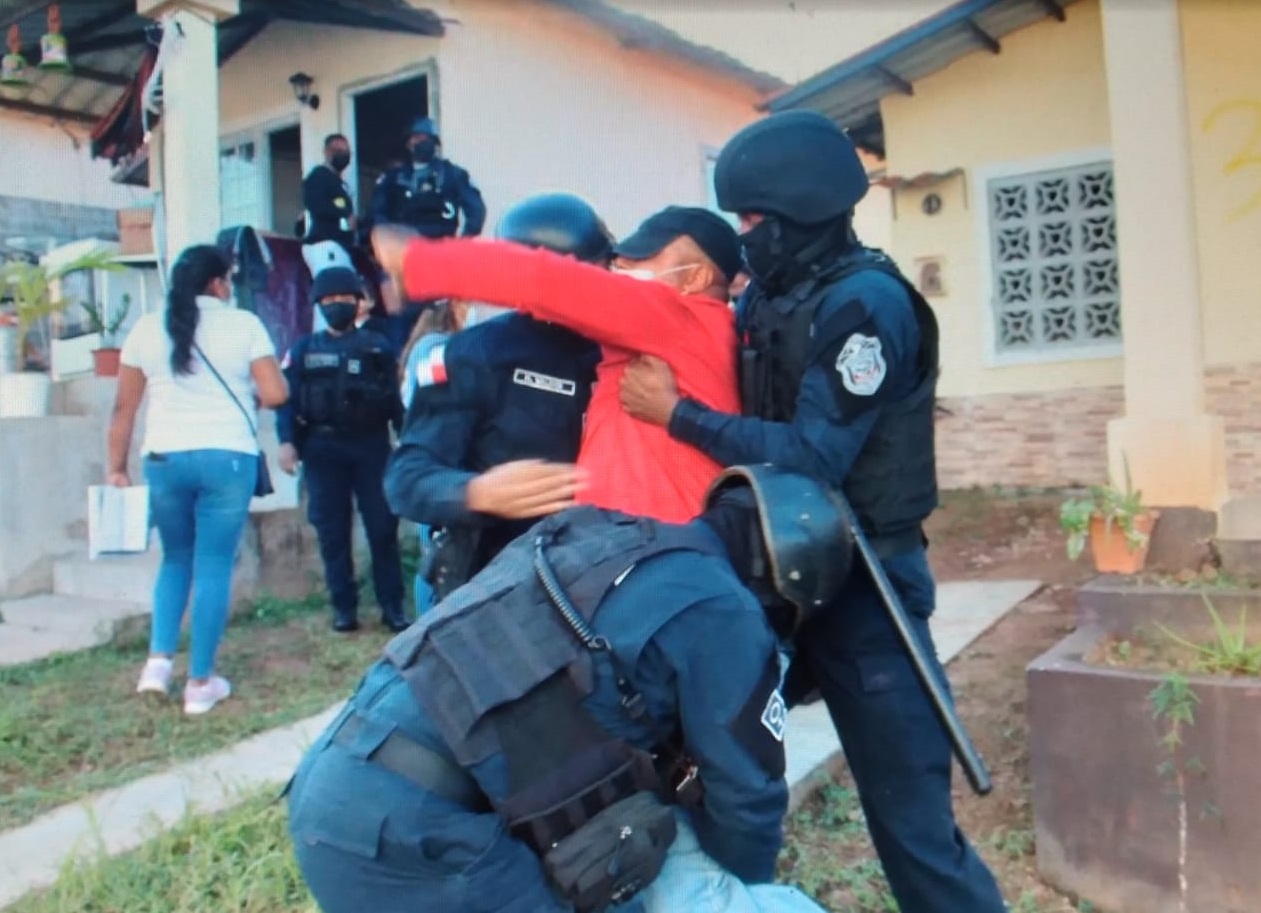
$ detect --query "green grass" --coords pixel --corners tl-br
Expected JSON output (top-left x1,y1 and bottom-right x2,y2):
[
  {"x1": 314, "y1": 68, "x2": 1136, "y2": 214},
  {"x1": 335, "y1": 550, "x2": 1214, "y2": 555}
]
[
  {"x1": 0, "y1": 591, "x2": 390, "y2": 831},
  {"x1": 9, "y1": 789, "x2": 319, "y2": 913}
]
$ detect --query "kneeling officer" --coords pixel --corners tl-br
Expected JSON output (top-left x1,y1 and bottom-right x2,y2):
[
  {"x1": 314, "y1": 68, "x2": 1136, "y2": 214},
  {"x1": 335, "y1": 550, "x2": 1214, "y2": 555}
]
[
  {"x1": 285, "y1": 465, "x2": 852, "y2": 912},
  {"x1": 277, "y1": 267, "x2": 407, "y2": 633}
]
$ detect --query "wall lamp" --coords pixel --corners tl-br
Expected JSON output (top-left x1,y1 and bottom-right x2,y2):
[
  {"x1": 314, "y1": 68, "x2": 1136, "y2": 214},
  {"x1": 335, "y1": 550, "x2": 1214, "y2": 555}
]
[{"x1": 289, "y1": 72, "x2": 320, "y2": 110}]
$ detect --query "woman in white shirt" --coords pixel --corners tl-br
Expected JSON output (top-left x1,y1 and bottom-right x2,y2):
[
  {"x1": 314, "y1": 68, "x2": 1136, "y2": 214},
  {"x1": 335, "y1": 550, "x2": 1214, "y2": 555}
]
[{"x1": 107, "y1": 245, "x2": 288, "y2": 715}]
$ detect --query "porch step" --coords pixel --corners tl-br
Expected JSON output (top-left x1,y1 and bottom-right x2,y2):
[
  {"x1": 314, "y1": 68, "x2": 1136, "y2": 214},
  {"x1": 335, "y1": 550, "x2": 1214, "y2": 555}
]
[
  {"x1": 53, "y1": 549, "x2": 160, "y2": 604},
  {"x1": 0, "y1": 594, "x2": 148, "y2": 666}
]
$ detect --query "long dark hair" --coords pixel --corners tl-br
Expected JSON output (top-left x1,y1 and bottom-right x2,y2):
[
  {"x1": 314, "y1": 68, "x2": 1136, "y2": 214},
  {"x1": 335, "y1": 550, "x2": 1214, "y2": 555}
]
[{"x1": 166, "y1": 244, "x2": 230, "y2": 375}]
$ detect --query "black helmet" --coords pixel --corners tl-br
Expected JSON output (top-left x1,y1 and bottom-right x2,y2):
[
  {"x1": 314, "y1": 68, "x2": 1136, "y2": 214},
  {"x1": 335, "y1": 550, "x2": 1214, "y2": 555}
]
[
  {"x1": 703, "y1": 464, "x2": 855, "y2": 637},
  {"x1": 407, "y1": 116, "x2": 439, "y2": 140},
  {"x1": 714, "y1": 111, "x2": 869, "y2": 225},
  {"x1": 495, "y1": 192, "x2": 615, "y2": 265},
  {"x1": 310, "y1": 266, "x2": 363, "y2": 304}
]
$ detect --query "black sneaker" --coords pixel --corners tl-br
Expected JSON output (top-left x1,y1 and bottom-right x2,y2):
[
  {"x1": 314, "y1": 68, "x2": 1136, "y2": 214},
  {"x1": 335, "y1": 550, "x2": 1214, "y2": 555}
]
[
  {"x1": 381, "y1": 607, "x2": 409, "y2": 633},
  {"x1": 332, "y1": 611, "x2": 360, "y2": 633}
]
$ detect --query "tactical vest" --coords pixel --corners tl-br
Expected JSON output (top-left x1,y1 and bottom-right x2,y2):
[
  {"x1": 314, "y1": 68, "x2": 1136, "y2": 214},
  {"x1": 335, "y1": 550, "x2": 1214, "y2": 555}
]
[
  {"x1": 384, "y1": 507, "x2": 723, "y2": 850},
  {"x1": 297, "y1": 334, "x2": 396, "y2": 432},
  {"x1": 739, "y1": 248, "x2": 941, "y2": 542},
  {"x1": 396, "y1": 162, "x2": 458, "y2": 237}
]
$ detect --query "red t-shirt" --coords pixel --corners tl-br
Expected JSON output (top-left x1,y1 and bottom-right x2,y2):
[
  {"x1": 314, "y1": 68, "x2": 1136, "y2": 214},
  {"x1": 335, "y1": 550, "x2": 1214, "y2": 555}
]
[{"x1": 402, "y1": 238, "x2": 739, "y2": 522}]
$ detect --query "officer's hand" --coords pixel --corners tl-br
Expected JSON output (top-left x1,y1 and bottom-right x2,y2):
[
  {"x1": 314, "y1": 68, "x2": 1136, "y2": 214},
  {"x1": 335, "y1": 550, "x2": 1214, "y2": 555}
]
[
  {"x1": 278, "y1": 444, "x2": 300, "y2": 476},
  {"x1": 107, "y1": 470, "x2": 130, "y2": 488},
  {"x1": 466, "y1": 460, "x2": 586, "y2": 519},
  {"x1": 619, "y1": 355, "x2": 680, "y2": 427},
  {"x1": 371, "y1": 224, "x2": 419, "y2": 280}
]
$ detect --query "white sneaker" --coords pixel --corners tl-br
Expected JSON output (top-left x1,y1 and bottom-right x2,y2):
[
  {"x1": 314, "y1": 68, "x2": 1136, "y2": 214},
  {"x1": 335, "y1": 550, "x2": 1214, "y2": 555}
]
[
  {"x1": 136, "y1": 657, "x2": 174, "y2": 695},
  {"x1": 183, "y1": 676, "x2": 232, "y2": 715}
]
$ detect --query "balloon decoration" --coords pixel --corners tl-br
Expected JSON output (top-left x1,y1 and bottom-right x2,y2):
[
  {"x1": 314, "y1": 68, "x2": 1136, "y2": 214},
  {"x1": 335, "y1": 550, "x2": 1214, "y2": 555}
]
[
  {"x1": 1, "y1": 25, "x2": 30, "y2": 86},
  {"x1": 39, "y1": 4, "x2": 70, "y2": 71}
]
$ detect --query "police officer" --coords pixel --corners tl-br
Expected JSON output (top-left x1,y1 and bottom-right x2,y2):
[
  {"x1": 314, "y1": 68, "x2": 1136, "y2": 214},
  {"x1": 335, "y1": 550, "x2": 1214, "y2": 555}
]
[
  {"x1": 618, "y1": 110, "x2": 1007, "y2": 912},
  {"x1": 382, "y1": 192, "x2": 609, "y2": 604},
  {"x1": 277, "y1": 267, "x2": 408, "y2": 634},
  {"x1": 301, "y1": 134, "x2": 357, "y2": 251},
  {"x1": 286, "y1": 465, "x2": 845, "y2": 913},
  {"x1": 369, "y1": 117, "x2": 486, "y2": 240}
]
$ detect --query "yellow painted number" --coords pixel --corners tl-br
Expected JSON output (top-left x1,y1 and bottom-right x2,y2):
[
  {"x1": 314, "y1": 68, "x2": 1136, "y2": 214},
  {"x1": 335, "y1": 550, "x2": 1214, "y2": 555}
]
[{"x1": 1203, "y1": 98, "x2": 1261, "y2": 222}]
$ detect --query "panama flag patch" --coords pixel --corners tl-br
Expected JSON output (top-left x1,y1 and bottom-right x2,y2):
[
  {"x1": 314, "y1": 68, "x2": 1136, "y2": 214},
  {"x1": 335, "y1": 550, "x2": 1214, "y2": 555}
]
[{"x1": 415, "y1": 343, "x2": 449, "y2": 387}]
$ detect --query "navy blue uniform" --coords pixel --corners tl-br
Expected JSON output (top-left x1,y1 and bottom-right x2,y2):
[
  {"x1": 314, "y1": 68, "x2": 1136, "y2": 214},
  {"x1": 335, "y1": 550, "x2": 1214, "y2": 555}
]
[
  {"x1": 286, "y1": 536, "x2": 789, "y2": 913},
  {"x1": 369, "y1": 157, "x2": 486, "y2": 240},
  {"x1": 278, "y1": 328, "x2": 407, "y2": 624},
  {"x1": 384, "y1": 313, "x2": 600, "y2": 582},
  {"x1": 666, "y1": 268, "x2": 1007, "y2": 912},
  {"x1": 302, "y1": 164, "x2": 355, "y2": 249}
]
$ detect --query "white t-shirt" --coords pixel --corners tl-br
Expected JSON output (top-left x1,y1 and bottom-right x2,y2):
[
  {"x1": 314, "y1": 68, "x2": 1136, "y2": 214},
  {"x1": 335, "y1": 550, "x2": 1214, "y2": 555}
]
[{"x1": 120, "y1": 296, "x2": 277, "y2": 456}]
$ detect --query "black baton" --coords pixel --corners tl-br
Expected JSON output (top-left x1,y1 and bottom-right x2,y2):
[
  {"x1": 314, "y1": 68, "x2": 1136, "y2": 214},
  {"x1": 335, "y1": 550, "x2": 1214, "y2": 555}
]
[{"x1": 835, "y1": 498, "x2": 993, "y2": 796}]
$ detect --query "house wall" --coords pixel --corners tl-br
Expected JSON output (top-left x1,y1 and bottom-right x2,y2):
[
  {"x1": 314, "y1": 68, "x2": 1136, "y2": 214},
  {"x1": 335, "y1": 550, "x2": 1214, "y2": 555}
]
[
  {"x1": 878, "y1": 0, "x2": 1261, "y2": 495},
  {"x1": 217, "y1": 0, "x2": 762, "y2": 241}
]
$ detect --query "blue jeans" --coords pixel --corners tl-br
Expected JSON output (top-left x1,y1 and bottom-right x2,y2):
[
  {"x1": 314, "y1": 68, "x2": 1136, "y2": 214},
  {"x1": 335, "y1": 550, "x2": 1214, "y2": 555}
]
[{"x1": 144, "y1": 449, "x2": 257, "y2": 679}]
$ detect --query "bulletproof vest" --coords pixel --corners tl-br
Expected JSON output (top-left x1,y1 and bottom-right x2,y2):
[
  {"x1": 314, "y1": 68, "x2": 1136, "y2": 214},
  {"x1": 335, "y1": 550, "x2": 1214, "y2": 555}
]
[
  {"x1": 297, "y1": 332, "x2": 396, "y2": 431},
  {"x1": 383, "y1": 506, "x2": 723, "y2": 847},
  {"x1": 395, "y1": 161, "x2": 458, "y2": 237},
  {"x1": 739, "y1": 248, "x2": 941, "y2": 541}
]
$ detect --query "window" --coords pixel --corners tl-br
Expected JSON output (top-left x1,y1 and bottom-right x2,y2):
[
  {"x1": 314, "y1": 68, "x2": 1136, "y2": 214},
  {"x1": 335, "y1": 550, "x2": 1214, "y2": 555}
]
[{"x1": 987, "y1": 162, "x2": 1121, "y2": 355}]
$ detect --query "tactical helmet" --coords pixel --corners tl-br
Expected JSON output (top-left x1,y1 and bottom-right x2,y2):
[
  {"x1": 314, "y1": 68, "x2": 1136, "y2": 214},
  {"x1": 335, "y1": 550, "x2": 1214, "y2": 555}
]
[
  {"x1": 495, "y1": 192, "x2": 616, "y2": 265},
  {"x1": 407, "y1": 116, "x2": 439, "y2": 140},
  {"x1": 310, "y1": 266, "x2": 364, "y2": 304},
  {"x1": 714, "y1": 111, "x2": 869, "y2": 225},
  {"x1": 703, "y1": 464, "x2": 855, "y2": 637}
]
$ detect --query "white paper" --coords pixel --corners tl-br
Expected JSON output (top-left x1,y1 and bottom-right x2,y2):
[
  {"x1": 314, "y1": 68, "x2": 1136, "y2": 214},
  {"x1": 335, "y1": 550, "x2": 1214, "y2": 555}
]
[{"x1": 88, "y1": 485, "x2": 151, "y2": 560}]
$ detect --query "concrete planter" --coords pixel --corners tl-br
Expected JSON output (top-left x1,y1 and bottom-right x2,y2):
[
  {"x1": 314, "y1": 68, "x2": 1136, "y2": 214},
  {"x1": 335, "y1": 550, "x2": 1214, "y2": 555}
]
[
  {"x1": 0, "y1": 372, "x2": 52, "y2": 418},
  {"x1": 1077, "y1": 579, "x2": 1261, "y2": 634},
  {"x1": 1028, "y1": 624, "x2": 1261, "y2": 913}
]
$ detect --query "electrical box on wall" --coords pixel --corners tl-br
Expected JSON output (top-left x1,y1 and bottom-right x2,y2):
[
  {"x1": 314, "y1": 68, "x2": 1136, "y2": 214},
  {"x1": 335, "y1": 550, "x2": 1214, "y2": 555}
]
[{"x1": 915, "y1": 256, "x2": 947, "y2": 297}]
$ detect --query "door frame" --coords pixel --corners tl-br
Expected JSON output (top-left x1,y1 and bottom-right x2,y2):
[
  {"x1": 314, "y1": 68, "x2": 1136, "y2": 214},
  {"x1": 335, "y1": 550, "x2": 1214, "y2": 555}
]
[{"x1": 219, "y1": 112, "x2": 301, "y2": 231}]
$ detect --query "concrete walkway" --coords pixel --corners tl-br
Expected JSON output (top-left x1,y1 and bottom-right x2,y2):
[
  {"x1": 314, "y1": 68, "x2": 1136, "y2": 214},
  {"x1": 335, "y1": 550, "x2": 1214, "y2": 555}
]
[{"x1": 0, "y1": 578, "x2": 1041, "y2": 909}]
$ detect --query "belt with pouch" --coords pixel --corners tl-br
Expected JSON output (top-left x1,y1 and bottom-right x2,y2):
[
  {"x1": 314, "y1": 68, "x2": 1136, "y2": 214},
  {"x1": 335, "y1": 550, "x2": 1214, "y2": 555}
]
[{"x1": 331, "y1": 710, "x2": 491, "y2": 813}]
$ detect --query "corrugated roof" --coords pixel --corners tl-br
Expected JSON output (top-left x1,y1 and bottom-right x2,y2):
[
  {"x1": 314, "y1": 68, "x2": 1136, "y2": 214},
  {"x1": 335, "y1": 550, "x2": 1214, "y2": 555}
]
[
  {"x1": 767, "y1": 0, "x2": 1083, "y2": 157},
  {"x1": 0, "y1": 0, "x2": 444, "y2": 124},
  {"x1": 545, "y1": 0, "x2": 787, "y2": 96}
]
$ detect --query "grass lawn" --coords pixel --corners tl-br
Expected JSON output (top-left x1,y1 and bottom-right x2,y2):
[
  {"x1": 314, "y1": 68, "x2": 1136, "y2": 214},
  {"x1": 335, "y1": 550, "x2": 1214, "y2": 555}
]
[{"x1": 0, "y1": 592, "x2": 392, "y2": 831}]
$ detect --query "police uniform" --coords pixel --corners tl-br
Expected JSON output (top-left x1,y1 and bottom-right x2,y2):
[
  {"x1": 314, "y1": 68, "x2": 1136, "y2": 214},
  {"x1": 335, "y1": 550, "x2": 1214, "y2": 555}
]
[
  {"x1": 302, "y1": 163, "x2": 356, "y2": 250},
  {"x1": 286, "y1": 466, "x2": 848, "y2": 913},
  {"x1": 662, "y1": 111, "x2": 1008, "y2": 912},
  {"x1": 368, "y1": 116, "x2": 485, "y2": 241},
  {"x1": 278, "y1": 278, "x2": 408, "y2": 633},
  {"x1": 383, "y1": 192, "x2": 613, "y2": 605},
  {"x1": 385, "y1": 313, "x2": 599, "y2": 599}
]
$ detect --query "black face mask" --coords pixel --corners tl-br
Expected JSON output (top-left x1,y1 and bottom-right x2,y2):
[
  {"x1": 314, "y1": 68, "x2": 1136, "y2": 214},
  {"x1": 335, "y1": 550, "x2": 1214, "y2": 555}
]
[
  {"x1": 330, "y1": 151, "x2": 351, "y2": 173},
  {"x1": 321, "y1": 302, "x2": 357, "y2": 331},
  {"x1": 410, "y1": 138, "x2": 437, "y2": 164},
  {"x1": 740, "y1": 214, "x2": 857, "y2": 294}
]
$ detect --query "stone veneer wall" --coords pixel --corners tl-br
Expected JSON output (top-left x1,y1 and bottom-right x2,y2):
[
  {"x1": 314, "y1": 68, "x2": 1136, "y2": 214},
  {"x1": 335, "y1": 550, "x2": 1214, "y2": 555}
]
[{"x1": 934, "y1": 361, "x2": 1261, "y2": 495}]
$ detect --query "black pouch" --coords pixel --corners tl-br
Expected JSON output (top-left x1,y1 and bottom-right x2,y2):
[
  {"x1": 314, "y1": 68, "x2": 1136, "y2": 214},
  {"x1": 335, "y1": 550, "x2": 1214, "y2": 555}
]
[
  {"x1": 423, "y1": 527, "x2": 480, "y2": 600},
  {"x1": 541, "y1": 791, "x2": 677, "y2": 913},
  {"x1": 255, "y1": 452, "x2": 274, "y2": 498}
]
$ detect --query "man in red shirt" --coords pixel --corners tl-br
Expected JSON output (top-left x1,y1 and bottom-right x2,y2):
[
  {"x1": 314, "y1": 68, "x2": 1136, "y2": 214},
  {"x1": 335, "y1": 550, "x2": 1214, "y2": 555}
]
[{"x1": 373, "y1": 206, "x2": 742, "y2": 523}]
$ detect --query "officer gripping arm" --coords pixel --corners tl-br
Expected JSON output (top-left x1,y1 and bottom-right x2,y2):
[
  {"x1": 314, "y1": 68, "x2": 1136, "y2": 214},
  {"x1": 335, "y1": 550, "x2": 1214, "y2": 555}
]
[
  {"x1": 651, "y1": 594, "x2": 788, "y2": 883},
  {"x1": 648, "y1": 277, "x2": 920, "y2": 484}
]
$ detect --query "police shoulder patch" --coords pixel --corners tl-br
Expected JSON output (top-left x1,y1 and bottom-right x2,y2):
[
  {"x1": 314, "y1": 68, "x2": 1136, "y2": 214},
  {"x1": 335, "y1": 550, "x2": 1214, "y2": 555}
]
[
  {"x1": 760, "y1": 689, "x2": 787, "y2": 742},
  {"x1": 834, "y1": 332, "x2": 887, "y2": 396},
  {"x1": 414, "y1": 343, "x2": 449, "y2": 387}
]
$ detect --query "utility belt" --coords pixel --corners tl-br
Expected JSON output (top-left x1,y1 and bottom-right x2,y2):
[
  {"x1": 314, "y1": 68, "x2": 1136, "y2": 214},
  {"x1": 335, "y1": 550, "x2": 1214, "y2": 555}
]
[{"x1": 299, "y1": 421, "x2": 390, "y2": 443}]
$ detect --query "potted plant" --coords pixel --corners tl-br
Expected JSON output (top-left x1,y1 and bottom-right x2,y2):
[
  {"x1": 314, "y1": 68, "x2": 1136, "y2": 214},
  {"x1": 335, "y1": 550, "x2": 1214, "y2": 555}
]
[
  {"x1": 1060, "y1": 457, "x2": 1159, "y2": 574},
  {"x1": 0, "y1": 248, "x2": 125, "y2": 417},
  {"x1": 80, "y1": 293, "x2": 132, "y2": 377}
]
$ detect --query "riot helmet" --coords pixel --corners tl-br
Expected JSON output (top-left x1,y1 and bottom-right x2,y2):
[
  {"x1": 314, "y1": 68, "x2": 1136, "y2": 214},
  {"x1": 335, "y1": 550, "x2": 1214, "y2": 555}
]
[
  {"x1": 495, "y1": 192, "x2": 616, "y2": 266},
  {"x1": 310, "y1": 266, "x2": 364, "y2": 332},
  {"x1": 714, "y1": 111, "x2": 868, "y2": 225},
  {"x1": 701, "y1": 464, "x2": 855, "y2": 638},
  {"x1": 407, "y1": 117, "x2": 440, "y2": 164}
]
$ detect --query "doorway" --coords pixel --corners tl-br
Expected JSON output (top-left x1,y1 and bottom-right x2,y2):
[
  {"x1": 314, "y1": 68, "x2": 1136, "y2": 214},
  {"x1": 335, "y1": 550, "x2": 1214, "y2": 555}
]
[
  {"x1": 219, "y1": 118, "x2": 301, "y2": 234},
  {"x1": 347, "y1": 72, "x2": 431, "y2": 221},
  {"x1": 268, "y1": 125, "x2": 303, "y2": 236}
]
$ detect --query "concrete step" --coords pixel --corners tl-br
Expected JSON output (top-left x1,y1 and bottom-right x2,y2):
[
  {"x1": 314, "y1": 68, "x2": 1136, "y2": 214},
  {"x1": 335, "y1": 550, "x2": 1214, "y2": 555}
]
[
  {"x1": 52, "y1": 549, "x2": 160, "y2": 604},
  {"x1": 0, "y1": 594, "x2": 148, "y2": 666}
]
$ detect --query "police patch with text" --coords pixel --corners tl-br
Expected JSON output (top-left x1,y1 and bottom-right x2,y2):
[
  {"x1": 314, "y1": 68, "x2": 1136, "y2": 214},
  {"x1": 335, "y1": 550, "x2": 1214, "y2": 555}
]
[{"x1": 730, "y1": 652, "x2": 788, "y2": 779}]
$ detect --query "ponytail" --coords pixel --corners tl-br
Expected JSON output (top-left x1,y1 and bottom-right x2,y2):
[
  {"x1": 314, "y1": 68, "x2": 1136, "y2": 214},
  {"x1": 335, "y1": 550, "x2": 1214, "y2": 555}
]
[{"x1": 166, "y1": 244, "x2": 230, "y2": 375}]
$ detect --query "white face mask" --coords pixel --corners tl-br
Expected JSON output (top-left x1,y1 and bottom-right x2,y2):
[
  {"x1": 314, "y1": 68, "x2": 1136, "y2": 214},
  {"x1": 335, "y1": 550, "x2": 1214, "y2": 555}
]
[
  {"x1": 463, "y1": 303, "x2": 511, "y2": 327},
  {"x1": 612, "y1": 263, "x2": 700, "y2": 283}
]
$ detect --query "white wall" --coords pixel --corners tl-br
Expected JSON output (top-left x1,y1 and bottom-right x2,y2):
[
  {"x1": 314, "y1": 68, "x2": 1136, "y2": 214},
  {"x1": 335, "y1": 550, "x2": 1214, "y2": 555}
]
[{"x1": 0, "y1": 111, "x2": 147, "y2": 210}]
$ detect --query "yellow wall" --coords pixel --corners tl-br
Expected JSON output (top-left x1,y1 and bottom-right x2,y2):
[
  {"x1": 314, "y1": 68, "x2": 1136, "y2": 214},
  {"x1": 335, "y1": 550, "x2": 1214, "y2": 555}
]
[
  {"x1": 1180, "y1": 0, "x2": 1261, "y2": 368},
  {"x1": 880, "y1": 0, "x2": 1122, "y2": 398}
]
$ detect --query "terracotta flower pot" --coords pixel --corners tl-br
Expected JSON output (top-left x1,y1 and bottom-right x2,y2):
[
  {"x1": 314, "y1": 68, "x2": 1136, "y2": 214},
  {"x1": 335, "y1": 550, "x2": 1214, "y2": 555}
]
[
  {"x1": 1088, "y1": 511, "x2": 1158, "y2": 574},
  {"x1": 92, "y1": 348, "x2": 121, "y2": 377}
]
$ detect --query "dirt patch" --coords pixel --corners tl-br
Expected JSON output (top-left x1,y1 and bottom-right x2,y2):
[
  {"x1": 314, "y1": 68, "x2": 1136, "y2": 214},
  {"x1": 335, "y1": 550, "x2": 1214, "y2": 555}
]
[{"x1": 779, "y1": 491, "x2": 1103, "y2": 911}]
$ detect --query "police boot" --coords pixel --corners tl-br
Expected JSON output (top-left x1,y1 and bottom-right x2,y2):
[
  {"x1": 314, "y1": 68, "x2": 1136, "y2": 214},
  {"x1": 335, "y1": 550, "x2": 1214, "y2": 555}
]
[
  {"x1": 331, "y1": 609, "x2": 360, "y2": 634},
  {"x1": 380, "y1": 605, "x2": 409, "y2": 634}
]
